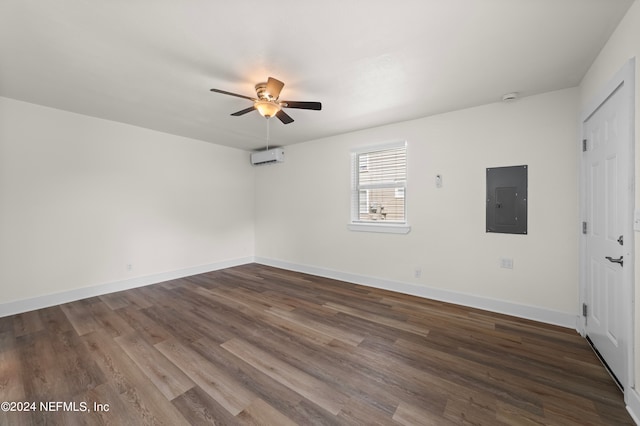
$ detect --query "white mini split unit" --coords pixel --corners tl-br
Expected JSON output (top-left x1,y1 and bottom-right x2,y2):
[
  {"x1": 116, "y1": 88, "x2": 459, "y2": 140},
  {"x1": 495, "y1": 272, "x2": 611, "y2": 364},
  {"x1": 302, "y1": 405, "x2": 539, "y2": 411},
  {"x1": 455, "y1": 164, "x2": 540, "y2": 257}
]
[{"x1": 250, "y1": 148, "x2": 285, "y2": 166}]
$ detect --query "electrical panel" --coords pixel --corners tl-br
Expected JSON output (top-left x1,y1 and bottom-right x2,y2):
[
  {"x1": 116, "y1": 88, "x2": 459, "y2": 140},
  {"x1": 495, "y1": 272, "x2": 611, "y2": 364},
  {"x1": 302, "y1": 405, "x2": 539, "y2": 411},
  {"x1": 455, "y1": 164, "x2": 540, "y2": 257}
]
[{"x1": 486, "y1": 165, "x2": 527, "y2": 234}]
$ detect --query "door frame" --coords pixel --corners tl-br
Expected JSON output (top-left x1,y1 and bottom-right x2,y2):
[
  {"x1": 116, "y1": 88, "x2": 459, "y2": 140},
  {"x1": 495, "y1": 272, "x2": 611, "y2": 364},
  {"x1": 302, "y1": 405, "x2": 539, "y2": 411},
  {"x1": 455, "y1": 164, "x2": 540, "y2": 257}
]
[{"x1": 579, "y1": 57, "x2": 635, "y2": 393}]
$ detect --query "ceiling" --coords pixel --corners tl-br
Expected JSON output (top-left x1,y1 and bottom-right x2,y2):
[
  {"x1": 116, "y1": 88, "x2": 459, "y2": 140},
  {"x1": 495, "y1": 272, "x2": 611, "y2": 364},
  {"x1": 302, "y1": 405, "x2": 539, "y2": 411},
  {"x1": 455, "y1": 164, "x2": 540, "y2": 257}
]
[{"x1": 0, "y1": 1, "x2": 634, "y2": 151}]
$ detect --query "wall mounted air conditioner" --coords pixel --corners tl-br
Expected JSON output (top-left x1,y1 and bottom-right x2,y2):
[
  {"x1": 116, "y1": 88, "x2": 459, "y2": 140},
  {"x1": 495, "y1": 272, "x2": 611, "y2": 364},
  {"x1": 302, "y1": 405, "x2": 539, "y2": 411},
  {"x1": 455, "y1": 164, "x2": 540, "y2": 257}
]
[{"x1": 251, "y1": 148, "x2": 285, "y2": 166}]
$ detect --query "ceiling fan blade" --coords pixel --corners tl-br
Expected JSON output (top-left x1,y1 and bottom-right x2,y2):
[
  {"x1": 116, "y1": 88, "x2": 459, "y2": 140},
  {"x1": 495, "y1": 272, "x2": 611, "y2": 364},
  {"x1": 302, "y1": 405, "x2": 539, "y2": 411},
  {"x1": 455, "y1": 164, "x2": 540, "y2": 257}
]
[
  {"x1": 210, "y1": 88, "x2": 255, "y2": 101},
  {"x1": 281, "y1": 101, "x2": 322, "y2": 111},
  {"x1": 231, "y1": 106, "x2": 256, "y2": 116},
  {"x1": 276, "y1": 110, "x2": 294, "y2": 124},
  {"x1": 265, "y1": 77, "x2": 285, "y2": 99}
]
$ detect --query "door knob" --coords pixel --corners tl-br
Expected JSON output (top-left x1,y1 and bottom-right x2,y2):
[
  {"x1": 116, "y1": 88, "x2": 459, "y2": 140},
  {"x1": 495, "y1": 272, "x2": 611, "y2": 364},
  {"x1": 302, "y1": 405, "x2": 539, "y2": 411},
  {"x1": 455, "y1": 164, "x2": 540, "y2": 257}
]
[{"x1": 605, "y1": 256, "x2": 624, "y2": 266}]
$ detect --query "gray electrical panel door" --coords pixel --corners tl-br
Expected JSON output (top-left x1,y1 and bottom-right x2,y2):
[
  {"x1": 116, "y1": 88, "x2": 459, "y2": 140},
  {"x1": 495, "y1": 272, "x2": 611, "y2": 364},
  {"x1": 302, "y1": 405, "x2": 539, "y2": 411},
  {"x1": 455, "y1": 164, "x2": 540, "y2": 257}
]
[{"x1": 486, "y1": 165, "x2": 527, "y2": 234}]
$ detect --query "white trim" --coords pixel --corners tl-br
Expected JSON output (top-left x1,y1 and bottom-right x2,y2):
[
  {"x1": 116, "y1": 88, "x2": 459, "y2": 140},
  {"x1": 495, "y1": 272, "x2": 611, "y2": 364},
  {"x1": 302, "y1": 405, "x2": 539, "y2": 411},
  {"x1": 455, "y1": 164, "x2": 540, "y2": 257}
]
[
  {"x1": 347, "y1": 223, "x2": 411, "y2": 234},
  {"x1": 0, "y1": 256, "x2": 254, "y2": 318},
  {"x1": 579, "y1": 57, "x2": 636, "y2": 392},
  {"x1": 351, "y1": 139, "x2": 407, "y2": 154},
  {"x1": 626, "y1": 387, "x2": 640, "y2": 425},
  {"x1": 3, "y1": 254, "x2": 577, "y2": 332},
  {"x1": 581, "y1": 58, "x2": 635, "y2": 123},
  {"x1": 255, "y1": 257, "x2": 577, "y2": 329}
]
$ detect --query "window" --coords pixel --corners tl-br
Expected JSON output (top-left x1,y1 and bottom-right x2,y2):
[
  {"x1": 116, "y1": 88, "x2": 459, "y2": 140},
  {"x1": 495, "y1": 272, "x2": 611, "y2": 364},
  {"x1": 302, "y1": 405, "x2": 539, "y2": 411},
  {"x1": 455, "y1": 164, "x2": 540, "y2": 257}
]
[{"x1": 349, "y1": 142, "x2": 410, "y2": 234}]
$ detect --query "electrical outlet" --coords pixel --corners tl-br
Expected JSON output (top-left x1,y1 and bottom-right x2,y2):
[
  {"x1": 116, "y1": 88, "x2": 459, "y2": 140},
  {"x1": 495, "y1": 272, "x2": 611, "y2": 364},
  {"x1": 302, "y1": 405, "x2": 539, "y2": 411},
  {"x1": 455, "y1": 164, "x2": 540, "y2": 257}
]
[
  {"x1": 414, "y1": 268, "x2": 422, "y2": 278},
  {"x1": 126, "y1": 263, "x2": 133, "y2": 272},
  {"x1": 500, "y1": 258, "x2": 513, "y2": 269}
]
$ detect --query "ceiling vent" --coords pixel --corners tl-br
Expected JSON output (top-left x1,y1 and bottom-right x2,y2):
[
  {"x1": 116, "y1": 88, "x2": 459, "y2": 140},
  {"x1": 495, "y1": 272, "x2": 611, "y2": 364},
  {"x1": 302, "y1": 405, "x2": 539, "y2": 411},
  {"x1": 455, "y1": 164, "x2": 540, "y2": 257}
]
[{"x1": 250, "y1": 148, "x2": 285, "y2": 166}]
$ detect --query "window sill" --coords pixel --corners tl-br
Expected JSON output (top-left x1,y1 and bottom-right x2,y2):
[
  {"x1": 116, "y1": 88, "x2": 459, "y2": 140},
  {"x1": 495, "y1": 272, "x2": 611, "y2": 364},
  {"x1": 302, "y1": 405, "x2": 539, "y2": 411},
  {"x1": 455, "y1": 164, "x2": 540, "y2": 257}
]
[{"x1": 347, "y1": 223, "x2": 411, "y2": 234}]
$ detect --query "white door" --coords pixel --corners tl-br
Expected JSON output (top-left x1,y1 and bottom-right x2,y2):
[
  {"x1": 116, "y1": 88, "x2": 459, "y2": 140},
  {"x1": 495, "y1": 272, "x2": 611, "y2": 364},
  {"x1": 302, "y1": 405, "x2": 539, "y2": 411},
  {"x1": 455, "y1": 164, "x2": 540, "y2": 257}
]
[{"x1": 583, "y1": 78, "x2": 632, "y2": 390}]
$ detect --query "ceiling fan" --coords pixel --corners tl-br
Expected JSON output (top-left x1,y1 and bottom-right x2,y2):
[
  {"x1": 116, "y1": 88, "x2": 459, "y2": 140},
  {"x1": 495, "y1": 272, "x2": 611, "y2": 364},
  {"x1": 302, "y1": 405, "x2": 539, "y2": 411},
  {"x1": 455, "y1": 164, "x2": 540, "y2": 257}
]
[{"x1": 210, "y1": 77, "x2": 321, "y2": 124}]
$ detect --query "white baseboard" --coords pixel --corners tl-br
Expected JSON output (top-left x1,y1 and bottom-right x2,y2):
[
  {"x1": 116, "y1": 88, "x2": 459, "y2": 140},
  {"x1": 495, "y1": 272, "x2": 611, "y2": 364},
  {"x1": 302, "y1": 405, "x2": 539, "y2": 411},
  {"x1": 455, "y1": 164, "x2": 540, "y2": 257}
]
[
  {"x1": 627, "y1": 387, "x2": 640, "y2": 425},
  {"x1": 2, "y1": 255, "x2": 577, "y2": 330},
  {"x1": 0, "y1": 256, "x2": 254, "y2": 318},
  {"x1": 255, "y1": 257, "x2": 577, "y2": 329}
]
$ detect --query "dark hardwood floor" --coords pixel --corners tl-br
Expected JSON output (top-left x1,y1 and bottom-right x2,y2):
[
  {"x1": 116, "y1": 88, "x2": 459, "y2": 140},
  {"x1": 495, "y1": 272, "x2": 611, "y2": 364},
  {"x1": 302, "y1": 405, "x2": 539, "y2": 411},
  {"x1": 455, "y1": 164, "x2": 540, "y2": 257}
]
[{"x1": 0, "y1": 263, "x2": 633, "y2": 425}]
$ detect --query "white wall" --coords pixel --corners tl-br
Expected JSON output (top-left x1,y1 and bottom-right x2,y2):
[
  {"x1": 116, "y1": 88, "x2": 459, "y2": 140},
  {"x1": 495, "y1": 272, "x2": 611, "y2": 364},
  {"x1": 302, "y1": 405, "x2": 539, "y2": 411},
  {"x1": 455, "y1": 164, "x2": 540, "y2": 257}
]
[
  {"x1": 579, "y1": 0, "x2": 640, "y2": 406},
  {"x1": 255, "y1": 88, "x2": 579, "y2": 319},
  {"x1": 0, "y1": 97, "x2": 254, "y2": 307},
  {"x1": 0, "y1": 86, "x2": 581, "y2": 325}
]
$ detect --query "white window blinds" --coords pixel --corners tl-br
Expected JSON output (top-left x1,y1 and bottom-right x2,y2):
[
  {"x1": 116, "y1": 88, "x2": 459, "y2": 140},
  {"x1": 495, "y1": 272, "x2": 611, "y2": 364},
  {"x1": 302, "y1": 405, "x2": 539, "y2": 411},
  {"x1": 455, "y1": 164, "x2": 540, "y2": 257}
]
[{"x1": 352, "y1": 142, "x2": 407, "y2": 224}]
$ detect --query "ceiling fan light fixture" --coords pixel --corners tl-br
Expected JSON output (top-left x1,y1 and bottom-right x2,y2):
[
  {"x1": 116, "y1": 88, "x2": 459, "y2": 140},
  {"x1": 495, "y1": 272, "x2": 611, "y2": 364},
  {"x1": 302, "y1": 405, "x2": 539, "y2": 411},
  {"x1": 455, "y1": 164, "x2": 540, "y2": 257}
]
[
  {"x1": 254, "y1": 100, "x2": 281, "y2": 118},
  {"x1": 210, "y1": 76, "x2": 321, "y2": 124}
]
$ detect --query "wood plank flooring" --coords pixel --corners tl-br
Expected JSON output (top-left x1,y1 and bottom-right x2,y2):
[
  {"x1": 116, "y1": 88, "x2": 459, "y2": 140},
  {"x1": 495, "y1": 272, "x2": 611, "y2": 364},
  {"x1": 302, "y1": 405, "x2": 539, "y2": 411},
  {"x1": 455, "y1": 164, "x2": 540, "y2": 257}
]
[{"x1": 0, "y1": 263, "x2": 633, "y2": 425}]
